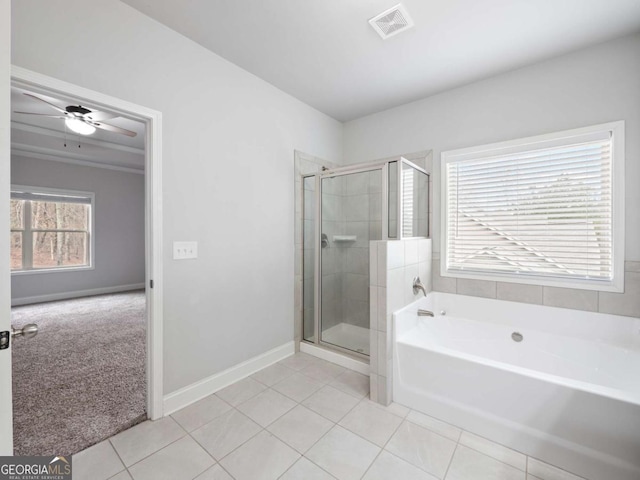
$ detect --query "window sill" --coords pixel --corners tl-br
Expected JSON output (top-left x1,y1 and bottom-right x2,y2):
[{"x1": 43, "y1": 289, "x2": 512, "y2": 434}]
[
  {"x1": 11, "y1": 265, "x2": 95, "y2": 276},
  {"x1": 440, "y1": 265, "x2": 624, "y2": 293}
]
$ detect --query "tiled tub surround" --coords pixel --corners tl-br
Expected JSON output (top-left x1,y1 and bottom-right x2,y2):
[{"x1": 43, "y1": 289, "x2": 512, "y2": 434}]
[
  {"x1": 72, "y1": 352, "x2": 589, "y2": 480},
  {"x1": 369, "y1": 238, "x2": 432, "y2": 405},
  {"x1": 393, "y1": 294, "x2": 640, "y2": 480},
  {"x1": 432, "y1": 255, "x2": 640, "y2": 318}
]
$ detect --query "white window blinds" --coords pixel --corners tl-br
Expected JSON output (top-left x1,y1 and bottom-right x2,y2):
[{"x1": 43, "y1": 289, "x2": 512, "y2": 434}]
[
  {"x1": 402, "y1": 167, "x2": 414, "y2": 237},
  {"x1": 444, "y1": 129, "x2": 618, "y2": 284}
]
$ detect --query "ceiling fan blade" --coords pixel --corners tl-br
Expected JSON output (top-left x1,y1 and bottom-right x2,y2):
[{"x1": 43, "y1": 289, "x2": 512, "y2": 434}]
[
  {"x1": 23, "y1": 93, "x2": 68, "y2": 114},
  {"x1": 84, "y1": 110, "x2": 118, "y2": 122},
  {"x1": 13, "y1": 112, "x2": 67, "y2": 119},
  {"x1": 93, "y1": 121, "x2": 137, "y2": 137}
]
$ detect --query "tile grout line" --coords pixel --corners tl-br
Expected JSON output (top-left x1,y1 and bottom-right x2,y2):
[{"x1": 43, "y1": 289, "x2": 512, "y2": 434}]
[
  {"x1": 100, "y1": 353, "x2": 584, "y2": 480},
  {"x1": 456, "y1": 435, "x2": 528, "y2": 473},
  {"x1": 271, "y1": 376, "x2": 325, "y2": 403},
  {"x1": 407, "y1": 409, "x2": 585, "y2": 479},
  {"x1": 442, "y1": 443, "x2": 460, "y2": 480},
  {"x1": 414, "y1": 412, "x2": 532, "y2": 474},
  {"x1": 121, "y1": 428, "x2": 189, "y2": 471},
  {"x1": 107, "y1": 437, "x2": 129, "y2": 478},
  {"x1": 183, "y1": 427, "x2": 219, "y2": 468},
  {"x1": 357, "y1": 410, "x2": 406, "y2": 479},
  {"x1": 215, "y1": 463, "x2": 236, "y2": 480},
  {"x1": 203, "y1": 381, "x2": 361, "y2": 473},
  {"x1": 289, "y1": 386, "x2": 370, "y2": 477},
  {"x1": 526, "y1": 455, "x2": 587, "y2": 480},
  {"x1": 305, "y1": 387, "x2": 368, "y2": 425},
  {"x1": 238, "y1": 365, "x2": 367, "y2": 428},
  {"x1": 108, "y1": 418, "x2": 189, "y2": 472}
]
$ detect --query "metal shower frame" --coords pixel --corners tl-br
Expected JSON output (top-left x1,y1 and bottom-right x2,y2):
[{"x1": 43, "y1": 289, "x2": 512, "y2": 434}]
[{"x1": 301, "y1": 157, "x2": 429, "y2": 360}]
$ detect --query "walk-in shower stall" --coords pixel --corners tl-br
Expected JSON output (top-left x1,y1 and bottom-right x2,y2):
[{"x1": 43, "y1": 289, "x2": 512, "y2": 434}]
[{"x1": 300, "y1": 157, "x2": 429, "y2": 359}]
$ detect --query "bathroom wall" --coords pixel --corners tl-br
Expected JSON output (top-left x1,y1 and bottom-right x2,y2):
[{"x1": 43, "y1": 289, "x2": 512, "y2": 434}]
[
  {"x1": 370, "y1": 238, "x2": 432, "y2": 405},
  {"x1": 345, "y1": 33, "x2": 640, "y2": 318},
  {"x1": 11, "y1": 0, "x2": 344, "y2": 397}
]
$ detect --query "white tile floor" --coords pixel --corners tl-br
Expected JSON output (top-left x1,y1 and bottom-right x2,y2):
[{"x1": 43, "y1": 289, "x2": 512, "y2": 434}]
[{"x1": 72, "y1": 353, "x2": 587, "y2": 480}]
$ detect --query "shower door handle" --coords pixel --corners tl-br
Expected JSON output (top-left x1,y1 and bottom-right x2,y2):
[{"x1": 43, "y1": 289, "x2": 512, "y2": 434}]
[
  {"x1": 321, "y1": 233, "x2": 329, "y2": 248},
  {"x1": 11, "y1": 323, "x2": 39, "y2": 340}
]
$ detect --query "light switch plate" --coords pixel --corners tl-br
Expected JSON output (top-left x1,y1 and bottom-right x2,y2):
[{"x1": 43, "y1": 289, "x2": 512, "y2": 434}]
[{"x1": 173, "y1": 241, "x2": 198, "y2": 260}]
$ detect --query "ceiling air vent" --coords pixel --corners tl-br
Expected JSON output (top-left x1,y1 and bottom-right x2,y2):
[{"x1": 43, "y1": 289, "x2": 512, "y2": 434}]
[{"x1": 369, "y1": 4, "x2": 414, "y2": 40}]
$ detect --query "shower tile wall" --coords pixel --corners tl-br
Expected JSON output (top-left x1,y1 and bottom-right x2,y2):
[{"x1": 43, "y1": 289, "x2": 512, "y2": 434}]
[
  {"x1": 339, "y1": 171, "x2": 382, "y2": 331},
  {"x1": 320, "y1": 171, "x2": 382, "y2": 334},
  {"x1": 321, "y1": 175, "x2": 345, "y2": 332},
  {"x1": 370, "y1": 239, "x2": 432, "y2": 405}
]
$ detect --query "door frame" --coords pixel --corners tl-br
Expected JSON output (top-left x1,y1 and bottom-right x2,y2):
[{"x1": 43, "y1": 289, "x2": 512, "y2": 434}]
[
  {"x1": 9, "y1": 67, "x2": 164, "y2": 425},
  {"x1": 314, "y1": 164, "x2": 386, "y2": 361}
]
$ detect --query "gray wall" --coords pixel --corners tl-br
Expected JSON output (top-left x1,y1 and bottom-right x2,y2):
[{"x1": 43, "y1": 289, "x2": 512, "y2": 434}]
[
  {"x1": 11, "y1": 156, "x2": 145, "y2": 302},
  {"x1": 344, "y1": 33, "x2": 640, "y2": 318},
  {"x1": 11, "y1": 0, "x2": 343, "y2": 395}
]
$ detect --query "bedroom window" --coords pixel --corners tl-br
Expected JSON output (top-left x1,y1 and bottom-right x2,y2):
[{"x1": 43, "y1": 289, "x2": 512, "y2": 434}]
[
  {"x1": 441, "y1": 122, "x2": 625, "y2": 292},
  {"x1": 11, "y1": 186, "x2": 94, "y2": 273}
]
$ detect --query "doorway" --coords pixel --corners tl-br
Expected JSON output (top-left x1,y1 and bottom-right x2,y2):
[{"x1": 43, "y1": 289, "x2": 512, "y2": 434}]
[{"x1": 0, "y1": 67, "x2": 163, "y2": 456}]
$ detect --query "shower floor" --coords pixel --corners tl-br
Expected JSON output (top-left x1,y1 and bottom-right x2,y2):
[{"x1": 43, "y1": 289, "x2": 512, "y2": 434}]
[{"x1": 320, "y1": 322, "x2": 370, "y2": 355}]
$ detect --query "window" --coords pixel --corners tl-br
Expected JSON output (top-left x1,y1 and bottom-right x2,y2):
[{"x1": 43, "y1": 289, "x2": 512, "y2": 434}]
[
  {"x1": 11, "y1": 186, "x2": 94, "y2": 273},
  {"x1": 441, "y1": 122, "x2": 624, "y2": 292},
  {"x1": 402, "y1": 165, "x2": 414, "y2": 237}
]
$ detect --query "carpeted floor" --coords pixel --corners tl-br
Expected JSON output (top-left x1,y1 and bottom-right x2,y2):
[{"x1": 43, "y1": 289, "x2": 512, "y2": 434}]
[{"x1": 11, "y1": 291, "x2": 147, "y2": 456}]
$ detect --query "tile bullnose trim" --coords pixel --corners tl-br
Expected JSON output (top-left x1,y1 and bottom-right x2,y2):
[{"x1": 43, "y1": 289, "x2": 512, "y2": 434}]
[{"x1": 163, "y1": 341, "x2": 295, "y2": 415}]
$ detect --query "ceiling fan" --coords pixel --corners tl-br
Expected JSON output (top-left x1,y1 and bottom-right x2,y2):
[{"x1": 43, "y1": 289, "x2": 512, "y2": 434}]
[{"x1": 14, "y1": 93, "x2": 137, "y2": 137}]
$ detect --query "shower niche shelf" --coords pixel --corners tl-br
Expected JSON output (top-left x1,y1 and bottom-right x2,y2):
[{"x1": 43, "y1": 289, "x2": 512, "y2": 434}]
[{"x1": 333, "y1": 235, "x2": 357, "y2": 242}]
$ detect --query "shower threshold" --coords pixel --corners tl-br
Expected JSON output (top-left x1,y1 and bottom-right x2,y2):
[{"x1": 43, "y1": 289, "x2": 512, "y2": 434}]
[{"x1": 309, "y1": 322, "x2": 370, "y2": 356}]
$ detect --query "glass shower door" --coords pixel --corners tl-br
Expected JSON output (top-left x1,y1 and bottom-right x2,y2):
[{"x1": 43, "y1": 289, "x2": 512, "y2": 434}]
[{"x1": 319, "y1": 169, "x2": 381, "y2": 356}]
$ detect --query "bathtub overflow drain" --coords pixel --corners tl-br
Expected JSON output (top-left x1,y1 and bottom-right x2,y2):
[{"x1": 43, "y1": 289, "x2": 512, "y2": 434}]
[{"x1": 511, "y1": 332, "x2": 523, "y2": 342}]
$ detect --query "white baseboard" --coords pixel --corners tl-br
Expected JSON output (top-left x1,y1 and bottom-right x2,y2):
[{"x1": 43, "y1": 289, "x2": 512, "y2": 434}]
[
  {"x1": 11, "y1": 283, "x2": 145, "y2": 306},
  {"x1": 300, "y1": 342, "x2": 369, "y2": 375},
  {"x1": 163, "y1": 341, "x2": 295, "y2": 415}
]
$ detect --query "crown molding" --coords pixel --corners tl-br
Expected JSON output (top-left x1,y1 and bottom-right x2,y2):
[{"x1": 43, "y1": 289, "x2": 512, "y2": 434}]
[
  {"x1": 12, "y1": 144, "x2": 144, "y2": 175},
  {"x1": 11, "y1": 121, "x2": 145, "y2": 156}
]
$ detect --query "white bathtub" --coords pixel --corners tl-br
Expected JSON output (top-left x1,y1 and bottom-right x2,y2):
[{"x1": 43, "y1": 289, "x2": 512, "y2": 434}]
[{"x1": 393, "y1": 292, "x2": 640, "y2": 480}]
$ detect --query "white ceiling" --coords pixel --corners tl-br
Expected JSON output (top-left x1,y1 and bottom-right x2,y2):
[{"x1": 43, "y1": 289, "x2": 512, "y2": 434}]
[
  {"x1": 121, "y1": 0, "x2": 640, "y2": 121},
  {"x1": 11, "y1": 87, "x2": 145, "y2": 172}
]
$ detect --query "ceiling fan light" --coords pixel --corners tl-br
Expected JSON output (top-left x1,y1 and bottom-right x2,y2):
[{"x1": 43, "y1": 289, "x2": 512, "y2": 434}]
[{"x1": 65, "y1": 117, "x2": 96, "y2": 135}]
